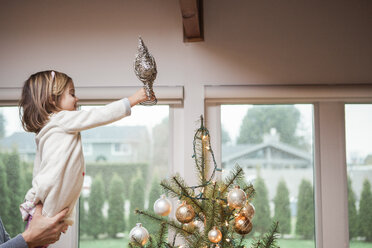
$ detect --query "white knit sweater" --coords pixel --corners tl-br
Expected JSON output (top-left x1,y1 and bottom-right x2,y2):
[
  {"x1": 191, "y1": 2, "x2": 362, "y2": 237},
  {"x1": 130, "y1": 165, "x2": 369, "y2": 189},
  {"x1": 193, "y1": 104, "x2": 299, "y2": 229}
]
[{"x1": 22, "y1": 98, "x2": 131, "y2": 225}]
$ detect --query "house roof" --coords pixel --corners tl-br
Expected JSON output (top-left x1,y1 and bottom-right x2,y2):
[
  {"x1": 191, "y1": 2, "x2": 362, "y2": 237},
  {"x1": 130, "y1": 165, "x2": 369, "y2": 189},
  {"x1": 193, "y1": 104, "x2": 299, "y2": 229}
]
[
  {"x1": 0, "y1": 126, "x2": 150, "y2": 152},
  {"x1": 222, "y1": 140, "x2": 311, "y2": 165},
  {"x1": 81, "y1": 125, "x2": 149, "y2": 143},
  {"x1": 0, "y1": 132, "x2": 35, "y2": 152}
]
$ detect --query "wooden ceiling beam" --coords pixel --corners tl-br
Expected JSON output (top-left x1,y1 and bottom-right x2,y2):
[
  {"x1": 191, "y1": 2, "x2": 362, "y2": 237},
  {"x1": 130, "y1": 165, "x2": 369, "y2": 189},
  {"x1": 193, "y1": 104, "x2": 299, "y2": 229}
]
[{"x1": 179, "y1": 0, "x2": 204, "y2": 42}]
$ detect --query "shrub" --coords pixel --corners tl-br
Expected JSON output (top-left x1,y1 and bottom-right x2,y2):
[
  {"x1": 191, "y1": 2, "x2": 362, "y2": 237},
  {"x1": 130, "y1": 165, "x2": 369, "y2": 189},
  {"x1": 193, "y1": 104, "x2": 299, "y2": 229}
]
[
  {"x1": 252, "y1": 175, "x2": 271, "y2": 234},
  {"x1": 107, "y1": 174, "x2": 125, "y2": 237},
  {"x1": 129, "y1": 174, "x2": 145, "y2": 230},
  {"x1": 87, "y1": 174, "x2": 106, "y2": 238},
  {"x1": 273, "y1": 179, "x2": 291, "y2": 234},
  {"x1": 295, "y1": 179, "x2": 314, "y2": 239},
  {"x1": 358, "y1": 179, "x2": 372, "y2": 241}
]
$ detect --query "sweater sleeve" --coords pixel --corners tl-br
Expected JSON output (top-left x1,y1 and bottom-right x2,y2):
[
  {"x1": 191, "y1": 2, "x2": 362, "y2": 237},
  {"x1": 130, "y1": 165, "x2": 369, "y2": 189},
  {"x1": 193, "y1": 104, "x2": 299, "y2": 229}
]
[
  {"x1": 54, "y1": 98, "x2": 131, "y2": 133},
  {"x1": 0, "y1": 235, "x2": 28, "y2": 248}
]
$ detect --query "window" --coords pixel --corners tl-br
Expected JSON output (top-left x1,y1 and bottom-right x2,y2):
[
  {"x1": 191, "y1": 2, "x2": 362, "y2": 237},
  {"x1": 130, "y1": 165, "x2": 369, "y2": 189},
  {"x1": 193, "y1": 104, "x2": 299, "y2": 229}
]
[
  {"x1": 0, "y1": 107, "x2": 34, "y2": 238},
  {"x1": 111, "y1": 143, "x2": 131, "y2": 156},
  {"x1": 205, "y1": 85, "x2": 372, "y2": 248},
  {"x1": 0, "y1": 105, "x2": 170, "y2": 247},
  {"x1": 345, "y1": 104, "x2": 372, "y2": 246},
  {"x1": 221, "y1": 104, "x2": 315, "y2": 247},
  {"x1": 0, "y1": 85, "x2": 182, "y2": 248},
  {"x1": 79, "y1": 105, "x2": 169, "y2": 248}
]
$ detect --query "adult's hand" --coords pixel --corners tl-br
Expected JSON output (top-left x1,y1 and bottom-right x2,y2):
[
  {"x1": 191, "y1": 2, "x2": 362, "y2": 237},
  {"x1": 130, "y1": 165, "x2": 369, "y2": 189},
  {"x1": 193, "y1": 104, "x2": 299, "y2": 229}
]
[{"x1": 22, "y1": 204, "x2": 69, "y2": 248}]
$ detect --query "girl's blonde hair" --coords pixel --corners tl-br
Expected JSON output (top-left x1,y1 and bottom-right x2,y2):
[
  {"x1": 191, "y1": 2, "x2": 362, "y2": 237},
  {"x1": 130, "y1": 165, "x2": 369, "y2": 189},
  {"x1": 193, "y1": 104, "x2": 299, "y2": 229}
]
[{"x1": 19, "y1": 70, "x2": 73, "y2": 133}]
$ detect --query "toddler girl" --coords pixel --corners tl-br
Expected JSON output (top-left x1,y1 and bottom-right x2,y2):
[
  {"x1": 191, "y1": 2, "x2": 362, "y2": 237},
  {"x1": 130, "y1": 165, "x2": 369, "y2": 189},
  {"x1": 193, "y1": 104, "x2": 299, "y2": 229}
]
[{"x1": 19, "y1": 70, "x2": 148, "y2": 246}]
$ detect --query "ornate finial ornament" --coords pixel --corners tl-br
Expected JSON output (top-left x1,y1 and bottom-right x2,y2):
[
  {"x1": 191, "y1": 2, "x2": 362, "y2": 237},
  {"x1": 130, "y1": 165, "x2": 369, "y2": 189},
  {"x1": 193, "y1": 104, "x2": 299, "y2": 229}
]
[{"x1": 134, "y1": 37, "x2": 157, "y2": 106}]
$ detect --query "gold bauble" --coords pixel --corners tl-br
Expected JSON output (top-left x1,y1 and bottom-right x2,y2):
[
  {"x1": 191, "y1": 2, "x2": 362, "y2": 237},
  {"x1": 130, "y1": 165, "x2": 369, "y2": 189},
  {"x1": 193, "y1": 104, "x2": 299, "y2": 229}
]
[
  {"x1": 227, "y1": 186, "x2": 247, "y2": 209},
  {"x1": 183, "y1": 222, "x2": 196, "y2": 233},
  {"x1": 176, "y1": 201, "x2": 195, "y2": 223},
  {"x1": 208, "y1": 226, "x2": 222, "y2": 243},
  {"x1": 240, "y1": 202, "x2": 255, "y2": 220},
  {"x1": 234, "y1": 215, "x2": 253, "y2": 235}
]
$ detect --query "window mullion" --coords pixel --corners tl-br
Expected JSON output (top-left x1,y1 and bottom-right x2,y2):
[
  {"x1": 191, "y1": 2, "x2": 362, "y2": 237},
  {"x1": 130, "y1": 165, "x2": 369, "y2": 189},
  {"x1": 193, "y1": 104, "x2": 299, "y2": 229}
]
[{"x1": 315, "y1": 102, "x2": 349, "y2": 248}]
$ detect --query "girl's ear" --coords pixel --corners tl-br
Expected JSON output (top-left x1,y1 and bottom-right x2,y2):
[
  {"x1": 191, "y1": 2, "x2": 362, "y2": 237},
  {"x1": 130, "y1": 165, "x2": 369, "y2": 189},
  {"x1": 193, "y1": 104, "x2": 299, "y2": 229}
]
[{"x1": 49, "y1": 95, "x2": 58, "y2": 109}]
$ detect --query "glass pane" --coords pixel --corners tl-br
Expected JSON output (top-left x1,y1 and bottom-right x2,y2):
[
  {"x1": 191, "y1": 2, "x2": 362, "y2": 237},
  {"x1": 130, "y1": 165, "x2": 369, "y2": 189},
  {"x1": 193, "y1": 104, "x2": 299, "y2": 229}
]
[
  {"x1": 221, "y1": 104, "x2": 315, "y2": 247},
  {"x1": 79, "y1": 105, "x2": 169, "y2": 247},
  {"x1": 0, "y1": 107, "x2": 33, "y2": 237},
  {"x1": 345, "y1": 104, "x2": 372, "y2": 248}
]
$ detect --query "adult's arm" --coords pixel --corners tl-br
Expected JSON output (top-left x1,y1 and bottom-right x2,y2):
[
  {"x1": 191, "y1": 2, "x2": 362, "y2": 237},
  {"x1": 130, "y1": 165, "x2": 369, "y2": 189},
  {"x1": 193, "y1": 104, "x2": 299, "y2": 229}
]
[
  {"x1": 0, "y1": 234, "x2": 28, "y2": 248},
  {"x1": 0, "y1": 205, "x2": 68, "y2": 248}
]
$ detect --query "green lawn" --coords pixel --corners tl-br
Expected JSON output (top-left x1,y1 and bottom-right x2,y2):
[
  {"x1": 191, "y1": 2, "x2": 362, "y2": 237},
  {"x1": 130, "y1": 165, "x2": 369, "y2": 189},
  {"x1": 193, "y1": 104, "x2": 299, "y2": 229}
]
[{"x1": 80, "y1": 238, "x2": 372, "y2": 248}]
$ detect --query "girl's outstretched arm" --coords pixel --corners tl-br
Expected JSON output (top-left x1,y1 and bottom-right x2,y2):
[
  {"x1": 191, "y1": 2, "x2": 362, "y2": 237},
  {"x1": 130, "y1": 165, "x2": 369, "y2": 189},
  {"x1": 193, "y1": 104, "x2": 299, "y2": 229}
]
[{"x1": 53, "y1": 88, "x2": 148, "y2": 133}]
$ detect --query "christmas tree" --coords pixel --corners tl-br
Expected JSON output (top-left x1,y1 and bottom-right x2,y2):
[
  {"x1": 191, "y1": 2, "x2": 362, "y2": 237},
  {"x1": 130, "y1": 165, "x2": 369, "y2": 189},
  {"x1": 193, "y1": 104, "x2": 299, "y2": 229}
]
[{"x1": 128, "y1": 116, "x2": 279, "y2": 248}]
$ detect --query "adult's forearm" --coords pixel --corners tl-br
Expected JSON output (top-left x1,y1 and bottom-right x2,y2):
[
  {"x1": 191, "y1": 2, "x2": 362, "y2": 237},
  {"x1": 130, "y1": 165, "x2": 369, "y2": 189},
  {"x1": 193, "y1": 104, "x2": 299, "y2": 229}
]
[{"x1": 0, "y1": 234, "x2": 28, "y2": 248}]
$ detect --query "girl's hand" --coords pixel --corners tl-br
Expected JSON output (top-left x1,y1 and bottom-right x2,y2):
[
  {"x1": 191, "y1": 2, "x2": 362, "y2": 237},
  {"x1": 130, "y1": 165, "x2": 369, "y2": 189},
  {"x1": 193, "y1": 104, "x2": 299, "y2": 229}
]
[{"x1": 128, "y1": 88, "x2": 150, "y2": 107}]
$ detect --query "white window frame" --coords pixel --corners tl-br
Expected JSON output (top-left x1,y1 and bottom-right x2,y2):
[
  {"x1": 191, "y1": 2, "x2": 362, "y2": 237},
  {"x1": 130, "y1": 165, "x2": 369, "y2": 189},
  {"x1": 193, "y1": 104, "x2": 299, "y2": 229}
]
[
  {"x1": 0, "y1": 85, "x2": 183, "y2": 248},
  {"x1": 204, "y1": 84, "x2": 372, "y2": 248}
]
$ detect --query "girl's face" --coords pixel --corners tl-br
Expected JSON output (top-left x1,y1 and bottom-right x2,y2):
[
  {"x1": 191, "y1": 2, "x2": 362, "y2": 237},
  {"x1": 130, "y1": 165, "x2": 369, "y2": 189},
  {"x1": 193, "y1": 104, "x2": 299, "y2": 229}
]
[{"x1": 57, "y1": 82, "x2": 79, "y2": 111}]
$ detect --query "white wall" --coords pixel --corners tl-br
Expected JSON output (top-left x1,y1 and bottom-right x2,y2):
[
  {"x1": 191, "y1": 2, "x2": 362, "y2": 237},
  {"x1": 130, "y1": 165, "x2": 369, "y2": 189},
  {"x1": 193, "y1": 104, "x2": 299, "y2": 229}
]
[{"x1": 1, "y1": 0, "x2": 371, "y2": 87}]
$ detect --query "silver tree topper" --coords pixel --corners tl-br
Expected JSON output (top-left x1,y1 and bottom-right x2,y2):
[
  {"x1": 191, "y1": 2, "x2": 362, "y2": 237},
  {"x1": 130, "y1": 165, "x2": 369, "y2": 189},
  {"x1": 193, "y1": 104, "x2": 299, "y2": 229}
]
[{"x1": 134, "y1": 37, "x2": 157, "y2": 106}]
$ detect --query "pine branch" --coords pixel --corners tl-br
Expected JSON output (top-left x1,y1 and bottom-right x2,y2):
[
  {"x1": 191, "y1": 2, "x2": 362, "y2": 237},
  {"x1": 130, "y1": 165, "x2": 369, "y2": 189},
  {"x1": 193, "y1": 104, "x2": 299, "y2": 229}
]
[
  {"x1": 250, "y1": 222, "x2": 280, "y2": 248},
  {"x1": 156, "y1": 222, "x2": 167, "y2": 248},
  {"x1": 193, "y1": 128, "x2": 205, "y2": 179},
  {"x1": 204, "y1": 182, "x2": 220, "y2": 232},
  {"x1": 184, "y1": 230, "x2": 208, "y2": 248},
  {"x1": 147, "y1": 236, "x2": 154, "y2": 248},
  {"x1": 221, "y1": 165, "x2": 245, "y2": 194},
  {"x1": 172, "y1": 233, "x2": 177, "y2": 246},
  {"x1": 135, "y1": 209, "x2": 193, "y2": 235},
  {"x1": 160, "y1": 179, "x2": 182, "y2": 198},
  {"x1": 171, "y1": 176, "x2": 203, "y2": 212},
  {"x1": 243, "y1": 183, "x2": 256, "y2": 200},
  {"x1": 130, "y1": 237, "x2": 145, "y2": 248}
]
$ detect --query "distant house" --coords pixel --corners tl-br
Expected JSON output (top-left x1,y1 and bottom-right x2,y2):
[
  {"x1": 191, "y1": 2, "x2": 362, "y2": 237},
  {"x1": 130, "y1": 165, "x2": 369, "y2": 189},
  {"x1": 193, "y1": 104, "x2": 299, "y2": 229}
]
[
  {"x1": 81, "y1": 125, "x2": 150, "y2": 163},
  {"x1": 222, "y1": 131, "x2": 313, "y2": 210},
  {"x1": 0, "y1": 125, "x2": 150, "y2": 163},
  {"x1": 0, "y1": 132, "x2": 36, "y2": 162},
  {"x1": 222, "y1": 131, "x2": 312, "y2": 170}
]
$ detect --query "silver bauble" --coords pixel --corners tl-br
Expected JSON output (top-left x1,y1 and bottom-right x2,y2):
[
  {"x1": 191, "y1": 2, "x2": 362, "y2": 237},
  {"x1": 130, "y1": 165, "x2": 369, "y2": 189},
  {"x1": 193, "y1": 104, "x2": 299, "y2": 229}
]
[
  {"x1": 129, "y1": 223, "x2": 149, "y2": 245},
  {"x1": 176, "y1": 201, "x2": 195, "y2": 223},
  {"x1": 227, "y1": 186, "x2": 247, "y2": 209},
  {"x1": 208, "y1": 226, "x2": 222, "y2": 243},
  {"x1": 241, "y1": 202, "x2": 255, "y2": 220},
  {"x1": 153, "y1": 195, "x2": 172, "y2": 216}
]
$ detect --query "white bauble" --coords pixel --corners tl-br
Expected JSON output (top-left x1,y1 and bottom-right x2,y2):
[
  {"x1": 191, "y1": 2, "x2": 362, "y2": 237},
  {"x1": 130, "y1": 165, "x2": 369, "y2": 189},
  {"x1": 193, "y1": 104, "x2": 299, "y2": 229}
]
[
  {"x1": 227, "y1": 185, "x2": 247, "y2": 209},
  {"x1": 154, "y1": 195, "x2": 172, "y2": 216},
  {"x1": 129, "y1": 223, "x2": 149, "y2": 245}
]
